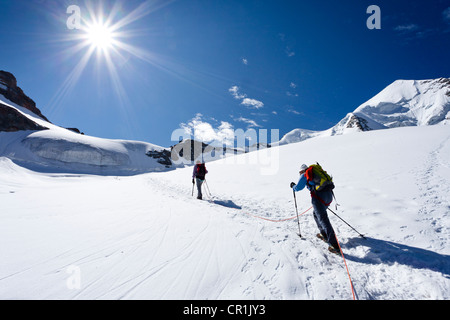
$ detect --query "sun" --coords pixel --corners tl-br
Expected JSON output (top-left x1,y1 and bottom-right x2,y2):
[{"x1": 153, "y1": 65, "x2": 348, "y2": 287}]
[
  {"x1": 85, "y1": 22, "x2": 115, "y2": 50},
  {"x1": 52, "y1": 1, "x2": 177, "y2": 120}
]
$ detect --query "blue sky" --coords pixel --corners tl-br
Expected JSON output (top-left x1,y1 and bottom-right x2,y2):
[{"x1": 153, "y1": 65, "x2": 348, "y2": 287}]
[{"x1": 0, "y1": 0, "x2": 449, "y2": 147}]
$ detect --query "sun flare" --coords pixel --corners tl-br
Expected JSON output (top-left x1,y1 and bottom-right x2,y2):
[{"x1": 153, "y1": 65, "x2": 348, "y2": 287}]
[
  {"x1": 52, "y1": 1, "x2": 172, "y2": 120},
  {"x1": 85, "y1": 22, "x2": 115, "y2": 50}
]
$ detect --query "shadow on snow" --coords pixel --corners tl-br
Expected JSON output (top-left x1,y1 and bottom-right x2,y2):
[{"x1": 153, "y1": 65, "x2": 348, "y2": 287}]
[
  {"x1": 209, "y1": 199, "x2": 242, "y2": 210},
  {"x1": 344, "y1": 237, "x2": 450, "y2": 277}
]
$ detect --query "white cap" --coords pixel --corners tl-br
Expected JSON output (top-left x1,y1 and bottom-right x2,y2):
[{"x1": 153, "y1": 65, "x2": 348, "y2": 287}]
[{"x1": 300, "y1": 164, "x2": 308, "y2": 172}]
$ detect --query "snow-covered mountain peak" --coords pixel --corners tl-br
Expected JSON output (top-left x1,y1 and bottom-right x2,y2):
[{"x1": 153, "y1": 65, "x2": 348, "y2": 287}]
[
  {"x1": 277, "y1": 128, "x2": 321, "y2": 145},
  {"x1": 355, "y1": 78, "x2": 450, "y2": 127},
  {"x1": 280, "y1": 78, "x2": 449, "y2": 146}
]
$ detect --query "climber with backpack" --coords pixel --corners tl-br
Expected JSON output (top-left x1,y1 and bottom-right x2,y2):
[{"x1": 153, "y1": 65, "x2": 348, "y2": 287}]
[
  {"x1": 290, "y1": 163, "x2": 340, "y2": 254},
  {"x1": 192, "y1": 161, "x2": 208, "y2": 200}
]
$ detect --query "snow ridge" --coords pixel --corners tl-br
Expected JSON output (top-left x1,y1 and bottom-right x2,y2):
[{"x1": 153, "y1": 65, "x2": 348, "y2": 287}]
[{"x1": 0, "y1": 93, "x2": 177, "y2": 175}]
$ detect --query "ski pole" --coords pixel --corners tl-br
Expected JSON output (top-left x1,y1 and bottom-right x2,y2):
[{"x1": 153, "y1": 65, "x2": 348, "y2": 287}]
[
  {"x1": 202, "y1": 181, "x2": 212, "y2": 200},
  {"x1": 327, "y1": 207, "x2": 366, "y2": 239},
  {"x1": 293, "y1": 189, "x2": 302, "y2": 238},
  {"x1": 192, "y1": 179, "x2": 195, "y2": 197},
  {"x1": 205, "y1": 179, "x2": 212, "y2": 197}
]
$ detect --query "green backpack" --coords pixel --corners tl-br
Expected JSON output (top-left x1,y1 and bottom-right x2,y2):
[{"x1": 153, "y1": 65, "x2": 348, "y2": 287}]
[{"x1": 305, "y1": 162, "x2": 335, "y2": 191}]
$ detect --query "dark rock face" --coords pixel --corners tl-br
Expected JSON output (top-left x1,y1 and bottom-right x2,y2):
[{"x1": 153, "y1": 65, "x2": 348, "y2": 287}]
[
  {"x1": 0, "y1": 70, "x2": 50, "y2": 122},
  {"x1": 170, "y1": 139, "x2": 210, "y2": 163},
  {"x1": 346, "y1": 114, "x2": 372, "y2": 131},
  {"x1": 0, "y1": 102, "x2": 48, "y2": 132},
  {"x1": 169, "y1": 139, "x2": 250, "y2": 164},
  {"x1": 436, "y1": 78, "x2": 450, "y2": 97},
  {"x1": 146, "y1": 149, "x2": 172, "y2": 167},
  {"x1": 66, "y1": 127, "x2": 84, "y2": 135}
]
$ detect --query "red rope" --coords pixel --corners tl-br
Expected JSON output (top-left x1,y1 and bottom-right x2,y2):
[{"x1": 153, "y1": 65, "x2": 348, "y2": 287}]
[
  {"x1": 335, "y1": 235, "x2": 357, "y2": 300},
  {"x1": 244, "y1": 206, "x2": 357, "y2": 300}
]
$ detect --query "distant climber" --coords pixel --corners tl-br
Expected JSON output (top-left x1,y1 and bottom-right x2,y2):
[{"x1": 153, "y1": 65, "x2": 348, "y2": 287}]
[
  {"x1": 290, "y1": 163, "x2": 340, "y2": 254},
  {"x1": 192, "y1": 161, "x2": 208, "y2": 200}
]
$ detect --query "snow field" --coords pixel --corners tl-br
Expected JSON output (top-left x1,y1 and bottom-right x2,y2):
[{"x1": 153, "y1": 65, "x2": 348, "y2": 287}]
[{"x1": 0, "y1": 124, "x2": 449, "y2": 299}]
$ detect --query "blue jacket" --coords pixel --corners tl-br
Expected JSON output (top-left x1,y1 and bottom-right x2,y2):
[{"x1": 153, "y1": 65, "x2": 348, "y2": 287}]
[{"x1": 293, "y1": 174, "x2": 314, "y2": 192}]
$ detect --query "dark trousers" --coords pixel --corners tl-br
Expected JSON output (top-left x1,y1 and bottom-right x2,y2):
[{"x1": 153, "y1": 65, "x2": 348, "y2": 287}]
[
  {"x1": 311, "y1": 189, "x2": 338, "y2": 249},
  {"x1": 196, "y1": 178, "x2": 204, "y2": 198}
]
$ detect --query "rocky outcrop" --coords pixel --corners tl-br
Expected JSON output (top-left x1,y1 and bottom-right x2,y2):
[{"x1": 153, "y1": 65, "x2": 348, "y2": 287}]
[
  {"x1": 170, "y1": 139, "x2": 211, "y2": 163},
  {"x1": 66, "y1": 127, "x2": 84, "y2": 135},
  {"x1": 0, "y1": 70, "x2": 50, "y2": 122},
  {"x1": 169, "y1": 139, "x2": 247, "y2": 164},
  {"x1": 346, "y1": 113, "x2": 372, "y2": 131},
  {"x1": 0, "y1": 102, "x2": 48, "y2": 132},
  {"x1": 146, "y1": 149, "x2": 172, "y2": 167}
]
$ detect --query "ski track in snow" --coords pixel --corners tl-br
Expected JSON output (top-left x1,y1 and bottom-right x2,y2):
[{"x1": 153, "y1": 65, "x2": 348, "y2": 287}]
[
  {"x1": 150, "y1": 175, "x2": 364, "y2": 300},
  {"x1": 415, "y1": 134, "x2": 450, "y2": 249},
  {"x1": 344, "y1": 130, "x2": 450, "y2": 300}
]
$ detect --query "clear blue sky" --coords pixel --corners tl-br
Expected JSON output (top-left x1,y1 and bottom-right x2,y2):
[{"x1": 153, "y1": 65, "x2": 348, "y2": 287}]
[{"x1": 1, "y1": 0, "x2": 449, "y2": 147}]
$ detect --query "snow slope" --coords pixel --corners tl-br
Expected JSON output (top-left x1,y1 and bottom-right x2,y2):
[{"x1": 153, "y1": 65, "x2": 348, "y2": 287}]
[{"x1": 1, "y1": 124, "x2": 449, "y2": 300}]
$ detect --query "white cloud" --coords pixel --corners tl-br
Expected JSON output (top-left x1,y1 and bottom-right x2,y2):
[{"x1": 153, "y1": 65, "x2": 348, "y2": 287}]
[
  {"x1": 444, "y1": 7, "x2": 450, "y2": 23},
  {"x1": 285, "y1": 46, "x2": 295, "y2": 57},
  {"x1": 229, "y1": 86, "x2": 264, "y2": 109},
  {"x1": 216, "y1": 121, "x2": 235, "y2": 143},
  {"x1": 287, "y1": 82, "x2": 298, "y2": 96},
  {"x1": 234, "y1": 116, "x2": 261, "y2": 128},
  {"x1": 229, "y1": 86, "x2": 246, "y2": 100},
  {"x1": 241, "y1": 98, "x2": 264, "y2": 109},
  {"x1": 394, "y1": 24, "x2": 419, "y2": 32},
  {"x1": 180, "y1": 113, "x2": 235, "y2": 145},
  {"x1": 394, "y1": 23, "x2": 437, "y2": 39},
  {"x1": 287, "y1": 106, "x2": 303, "y2": 115},
  {"x1": 278, "y1": 33, "x2": 295, "y2": 57},
  {"x1": 242, "y1": 58, "x2": 248, "y2": 65}
]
